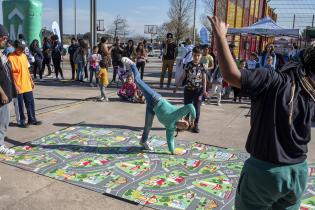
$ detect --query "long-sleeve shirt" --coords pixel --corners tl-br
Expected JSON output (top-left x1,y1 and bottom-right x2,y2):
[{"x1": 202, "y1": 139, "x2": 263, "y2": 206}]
[{"x1": 154, "y1": 99, "x2": 196, "y2": 153}]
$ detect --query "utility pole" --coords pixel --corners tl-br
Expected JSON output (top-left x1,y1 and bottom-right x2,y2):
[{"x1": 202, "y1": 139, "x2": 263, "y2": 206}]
[
  {"x1": 59, "y1": 0, "x2": 63, "y2": 46},
  {"x1": 293, "y1": 14, "x2": 296, "y2": 29},
  {"x1": 192, "y1": 0, "x2": 197, "y2": 45},
  {"x1": 74, "y1": 0, "x2": 77, "y2": 39},
  {"x1": 90, "y1": 0, "x2": 97, "y2": 49}
]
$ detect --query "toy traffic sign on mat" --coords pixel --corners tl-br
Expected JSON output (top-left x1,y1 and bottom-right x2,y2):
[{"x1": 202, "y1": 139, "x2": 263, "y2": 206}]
[{"x1": 0, "y1": 126, "x2": 314, "y2": 210}]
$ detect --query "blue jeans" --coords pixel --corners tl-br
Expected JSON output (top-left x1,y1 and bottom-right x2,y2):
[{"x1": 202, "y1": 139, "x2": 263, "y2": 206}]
[
  {"x1": 17, "y1": 91, "x2": 37, "y2": 124},
  {"x1": 99, "y1": 85, "x2": 106, "y2": 98},
  {"x1": 76, "y1": 62, "x2": 84, "y2": 81},
  {"x1": 89, "y1": 66, "x2": 99, "y2": 84},
  {"x1": 0, "y1": 104, "x2": 10, "y2": 146},
  {"x1": 130, "y1": 64, "x2": 161, "y2": 143}
]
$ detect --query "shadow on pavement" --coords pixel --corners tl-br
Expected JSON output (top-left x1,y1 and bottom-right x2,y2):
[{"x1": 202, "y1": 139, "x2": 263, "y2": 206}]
[
  {"x1": 36, "y1": 97, "x2": 90, "y2": 102},
  {"x1": 5, "y1": 137, "x2": 24, "y2": 146},
  {"x1": 53, "y1": 123, "x2": 165, "y2": 131},
  {"x1": 28, "y1": 144, "x2": 170, "y2": 155},
  {"x1": 35, "y1": 80, "x2": 93, "y2": 88}
]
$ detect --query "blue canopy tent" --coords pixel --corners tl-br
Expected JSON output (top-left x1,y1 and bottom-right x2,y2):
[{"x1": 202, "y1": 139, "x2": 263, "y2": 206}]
[{"x1": 228, "y1": 16, "x2": 300, "y2": 37}]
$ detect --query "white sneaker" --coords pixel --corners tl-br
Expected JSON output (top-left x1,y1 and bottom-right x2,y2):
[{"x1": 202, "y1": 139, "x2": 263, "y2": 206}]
[
  {"x1": 121, "y1": 57, "x2": 135, "y2": 66},
  {"x1": 0, "y1": 145, "x2": 15, "y2": 156},
  {"x1": 105, "y1": 97, "x2": 109, "y2": 102},
  {"x1": 99, "y1": 97, "x2": 105, "y2": 101},
  {"x1": 140, "y1": 142, "x2": 153, "y2": 151},
  {"x1": 217, "y1": 102, "x2": 222, "y2": 106}
]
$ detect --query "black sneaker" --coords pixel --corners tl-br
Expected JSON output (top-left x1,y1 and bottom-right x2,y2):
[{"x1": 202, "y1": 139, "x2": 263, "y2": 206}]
[
  {"x1": 192, "y1": 126, "x2": 200, "y2": 133},
  {"x1": 18, "y1": 123, "x2": 28, "y2": 128},
  {"x1": 28, "y1": 121, "x2": 42, "y2": 126}
]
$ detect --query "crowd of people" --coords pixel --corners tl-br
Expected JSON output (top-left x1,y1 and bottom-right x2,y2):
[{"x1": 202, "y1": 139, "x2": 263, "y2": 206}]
[{"x1": 0, "y1": 25, "x2": 308, "y2": 146}]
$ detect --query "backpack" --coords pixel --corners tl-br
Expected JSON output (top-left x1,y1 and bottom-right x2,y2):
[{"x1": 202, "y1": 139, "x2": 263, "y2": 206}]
[{"x1": 180, "y1": 50, "x2": 193, "y2": 86}]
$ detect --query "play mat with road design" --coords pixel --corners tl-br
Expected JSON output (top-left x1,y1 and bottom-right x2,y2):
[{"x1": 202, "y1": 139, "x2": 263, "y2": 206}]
[{"x1": 0, "y1": 126, "x2": 314, "y2": 210}]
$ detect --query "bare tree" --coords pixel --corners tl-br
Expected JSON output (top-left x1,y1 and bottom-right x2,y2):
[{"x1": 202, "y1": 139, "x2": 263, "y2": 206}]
[
  {"x1": 156, "y1": 23, "x2": 169, "y2": 41},
  {"x1": 166, "y1": 0, "x2": 194, "y2": 44},
  {"x1": 108, "y1": 15, "x2": 130, "y2": 38}
]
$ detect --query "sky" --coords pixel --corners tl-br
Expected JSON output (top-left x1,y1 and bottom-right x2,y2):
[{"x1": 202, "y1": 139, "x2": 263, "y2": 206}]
[
  {"x1": 0, "y1": 0, "x2": 313, "y2": 36},
  {"x1": 269, "y1": 0, "x2": 315, "y2": 30},
  {"x1": 0, "y1": 0, "x2": 206, "y2": 37}
]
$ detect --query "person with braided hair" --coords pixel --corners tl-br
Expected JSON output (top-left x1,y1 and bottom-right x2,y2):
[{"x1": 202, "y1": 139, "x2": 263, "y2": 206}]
[
  {"x1": 209, "y1": 16, "x2": 314, "y2": 210},
  {"x1": 121, "y1": 57, "x2": 196, "y2": 155}
]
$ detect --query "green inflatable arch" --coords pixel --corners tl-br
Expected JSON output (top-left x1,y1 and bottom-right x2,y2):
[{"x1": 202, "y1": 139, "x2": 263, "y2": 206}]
[{"x1": 2, "y1": 0, "x2": 42, "y2": 46}]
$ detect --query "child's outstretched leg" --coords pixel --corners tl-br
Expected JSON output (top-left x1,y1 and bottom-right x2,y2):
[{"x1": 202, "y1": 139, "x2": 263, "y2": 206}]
[{"x1": 122, "y1": 57, "x2": 157, "y2": 151}]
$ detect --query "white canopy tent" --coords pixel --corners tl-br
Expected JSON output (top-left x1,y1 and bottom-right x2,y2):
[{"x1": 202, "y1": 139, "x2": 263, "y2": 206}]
[{"x1": 228, "y1": 17, "x2": 300, "y2": 37}]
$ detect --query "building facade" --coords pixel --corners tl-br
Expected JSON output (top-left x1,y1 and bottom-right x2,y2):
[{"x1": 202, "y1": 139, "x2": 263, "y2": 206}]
[{"x1": 214, "y1": 0, "x2": 277, "y2": 59}]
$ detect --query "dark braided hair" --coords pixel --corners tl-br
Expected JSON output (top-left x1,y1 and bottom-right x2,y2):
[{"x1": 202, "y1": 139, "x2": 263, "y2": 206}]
[{"x1": 303, "y1": 41, "x2": 315, "y2": 73}]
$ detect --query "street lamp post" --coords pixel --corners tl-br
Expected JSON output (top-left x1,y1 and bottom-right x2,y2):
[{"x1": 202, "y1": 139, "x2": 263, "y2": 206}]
[
  {"x1": 90, "y1": 0, "x2": 97, "y2": 49},
  {"x1": 192, "y1": 0, "x2": 197, "y2": 45},
  {"x1": 59, "y1": 0, "x2": 63, "y2": 46},
  {"x1": 74, "y1": 0, "x2": 77, "y2": 39}
]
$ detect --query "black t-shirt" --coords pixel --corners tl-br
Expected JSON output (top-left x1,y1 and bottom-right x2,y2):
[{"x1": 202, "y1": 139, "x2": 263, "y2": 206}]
[
  {"x1": 0, "y1": 54, "x2": 16, "y2": 107},
  {"x1": 241, "y1": 69, "x2": 315, "y2": 164},
  {"x1": 111, "y1": 44, "x2": 124, "y2": 64},
  {"x1": 163, "y1": 42, "x2": 177, "y2": 60}
]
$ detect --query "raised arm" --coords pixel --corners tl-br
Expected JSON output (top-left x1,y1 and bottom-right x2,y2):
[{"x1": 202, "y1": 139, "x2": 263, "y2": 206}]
[{"x1": 208, "y1": 16, "x2": 241, "y2": 88}]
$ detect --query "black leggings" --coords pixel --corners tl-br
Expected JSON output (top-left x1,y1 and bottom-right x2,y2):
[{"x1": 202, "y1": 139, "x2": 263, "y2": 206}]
[
  {"x1": 233, "y1": 87, "x2": 241, "y2": 100},
  {"x1": 70, "y1": 60, "x2": 75, "y2": 80},
  {"x1": 42, "y1": 57, "x2": 52, "y2": 76},
  {"x1": 33, "y1": 61, "x2": 42, "y2": 79},
  {"x1": 52, "y1": 57, "x2": 63, "y2": 78},
  {"x1": 184, "y1": 87, "x2": 203, "y2": 124},
  {"x1": 136, "y1": 61, "x2": 145, "y2": 80}
]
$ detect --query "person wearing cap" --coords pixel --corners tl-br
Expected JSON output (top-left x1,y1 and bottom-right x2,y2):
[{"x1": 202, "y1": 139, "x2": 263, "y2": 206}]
[
  {"x1": 209, "y1": 16, "x2": 314, "y2": 210},
  {"x1": 8, "y1": 40, "x2": 42, "y2": 128},
  {"x1": 160, "y1": 33, "x2": 177, "y2": 89},
  {"x1": 0, "y1": 24, "x2": 16, "y2": 155}
]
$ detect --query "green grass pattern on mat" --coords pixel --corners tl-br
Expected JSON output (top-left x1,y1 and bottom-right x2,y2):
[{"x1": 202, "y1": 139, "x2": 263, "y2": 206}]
[{"x1": 0, "y1": 126, "x2": 314, "y2": 210}]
